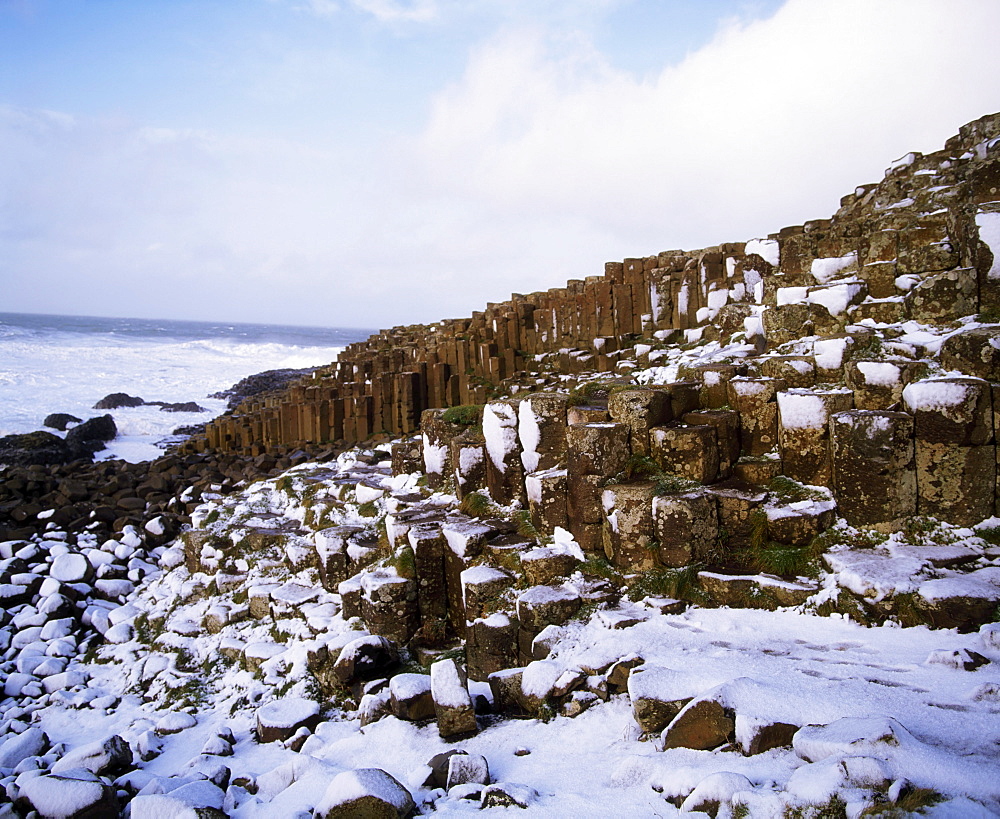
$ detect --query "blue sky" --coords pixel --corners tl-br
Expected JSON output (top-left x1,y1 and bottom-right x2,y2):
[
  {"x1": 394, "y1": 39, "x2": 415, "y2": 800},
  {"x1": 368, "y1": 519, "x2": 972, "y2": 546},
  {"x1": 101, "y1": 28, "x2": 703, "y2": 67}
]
[{"x1": 2, "y1": 0, "x2": 999, "y2": 328}]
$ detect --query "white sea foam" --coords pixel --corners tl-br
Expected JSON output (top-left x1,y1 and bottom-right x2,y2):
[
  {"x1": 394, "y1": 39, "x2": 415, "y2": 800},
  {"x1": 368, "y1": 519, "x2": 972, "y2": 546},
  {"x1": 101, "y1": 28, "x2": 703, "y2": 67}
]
[{"x1": 0, "y1": 313, "x2": 370, "y2": 461}]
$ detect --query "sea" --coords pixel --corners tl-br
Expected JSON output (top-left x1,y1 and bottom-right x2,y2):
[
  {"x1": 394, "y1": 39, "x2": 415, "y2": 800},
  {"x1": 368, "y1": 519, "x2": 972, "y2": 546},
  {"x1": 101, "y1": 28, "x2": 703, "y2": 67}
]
[{"x1": 0, "y1": 312, "x2": 374, "y2": 462}]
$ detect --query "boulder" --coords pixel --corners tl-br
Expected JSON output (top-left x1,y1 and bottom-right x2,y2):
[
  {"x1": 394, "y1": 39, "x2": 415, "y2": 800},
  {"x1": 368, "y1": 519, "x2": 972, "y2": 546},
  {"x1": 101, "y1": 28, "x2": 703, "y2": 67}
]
[
  {"x1": 389, "y1": 673, "x2": 435, "y2": 721},
  {"x1": 14, "y1": 769, "x2": 118, "y2": 819},
  {"x1": 314, "y1": 768, "x2": 414, "y2": 818},
  {"x1": 430, "y1": 658, "x2": 477, "y2": 738},
  {"x1": 65, "y1": 415, "x2": 118, "y2": 455},
  {"x1": 0, "y1": 431, "x2": 75, "y2": 466},
  {"x1": 256, "y1": 697, "x2": 321, "y2": 743},
  {"x1": 51, "y1": 734, "x2": 131, "y2": 776},
  {"x1": 93, "y1": 392, "x2": 144, "y2": 409},
  {"x1": 43, "y1": 413, "x2": 82, "y2": 431}
]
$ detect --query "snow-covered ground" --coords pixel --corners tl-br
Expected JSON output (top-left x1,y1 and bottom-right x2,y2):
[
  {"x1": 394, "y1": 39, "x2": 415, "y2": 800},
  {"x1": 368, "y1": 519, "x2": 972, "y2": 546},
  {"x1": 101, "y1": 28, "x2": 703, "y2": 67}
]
[{"x1": 2, "y1": 452, "x2": 1000, "y2": 817}]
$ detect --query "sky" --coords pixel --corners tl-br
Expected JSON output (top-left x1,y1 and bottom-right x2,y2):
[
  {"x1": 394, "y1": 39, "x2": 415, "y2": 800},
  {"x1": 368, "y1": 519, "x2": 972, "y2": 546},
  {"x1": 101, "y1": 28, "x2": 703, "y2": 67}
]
[{"x1": 1, "y1": 0, "x2": 999, "y2": 330}]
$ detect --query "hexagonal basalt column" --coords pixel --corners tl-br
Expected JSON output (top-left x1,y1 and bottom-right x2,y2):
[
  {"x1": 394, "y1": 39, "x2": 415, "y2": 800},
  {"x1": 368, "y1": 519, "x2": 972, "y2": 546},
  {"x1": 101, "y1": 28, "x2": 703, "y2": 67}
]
[
  {"x1": 601, "y1": 482, "x2": 658, "y2": 571},
  {"x1": 483, "y1": 399, "x2": 525, "y2": 506},
  {"x1": 653, "y1": 489, "x2": 719, "y2": 567},
  {"x1": 776, "y1": 388, "x2": 853, "y2": 486},
  {"x1": 518, "y1": 393, "x2": 568, "y2": 474},
  {"x1": 607, "y1": 388, "x2": 672, "y2": 455},
  {"x1": 727, "y1": 377, "x2": 784, "y2": 457},
  {"x1": 566, "y1": 422, "x2": 630, "y2": 554},
  {"x1": 830, "y1": 410, "x2": 915, "y2": 529},
  {"x1": 525, "y1": 467, "x2": 568, "y2": 535},
  {"x1": 903, "y1": 377, "x2": 996, "y2": 525},
  {"x1": 650, "y1": 425, "x2": 719, "y2": 484}
]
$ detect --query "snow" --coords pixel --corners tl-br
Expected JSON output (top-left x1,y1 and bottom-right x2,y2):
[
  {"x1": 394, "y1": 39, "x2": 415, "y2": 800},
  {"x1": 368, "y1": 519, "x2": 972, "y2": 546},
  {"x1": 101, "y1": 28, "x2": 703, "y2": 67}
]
[
  {"x1": 810, "y1": 252, "x2": 857, "y2": 284},
  {"x1": 813, "y1": 337, "x2": 850, "y2": 371},
  {"x1": 809, "y1": 282, "x2": 863, "y2": 316},
  {"x1": 482, "y1": 402, "x2": 518, "y2": 472},
  {"x1": 745, "y1": 238, "x2": 780, "y2": 267},
  {"x1": 902, "y1": 378, "x2": 978, "y2": 413},
  {"x1": 976, "y1": 211, "x2": 1000, "y2": 279},
  {"x1": 421, "y1": 433, "x2": 448, "y2": 476},
  {"x1": 518, "y1": 399, "x2": 542, "y2": 473},
  {"x1": 257, "y1": 698, "x2": 319, "y2": 729},
  {"x1": 855, "y1": 361, "x2": 901, "y2": 387},
  {"x1": 430, "y1": 658, "x2": 472, "y2": 709},
  {"x1": 776, "y1": 389, "x2": 847, "y2": 430},
  {"x1": 777, "y1": 286, "x2": 808, "y2": 306}
]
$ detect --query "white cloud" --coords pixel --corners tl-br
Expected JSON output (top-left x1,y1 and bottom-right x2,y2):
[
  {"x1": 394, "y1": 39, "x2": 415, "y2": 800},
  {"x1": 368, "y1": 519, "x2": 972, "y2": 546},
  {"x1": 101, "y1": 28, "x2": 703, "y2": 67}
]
[{"x1": 3, "y1": 0, "x2": 1000, "y2": 329}]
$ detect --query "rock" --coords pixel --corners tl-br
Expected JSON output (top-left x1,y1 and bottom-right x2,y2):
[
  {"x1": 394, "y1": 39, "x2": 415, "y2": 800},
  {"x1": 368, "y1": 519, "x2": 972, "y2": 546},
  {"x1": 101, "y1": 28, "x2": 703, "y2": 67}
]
[
  {"x1": 155, "y1": 711, "x2": 198, "y2": 736},
  {"x1": 65, "y1": 415, "x2": 117, "y2": 455},
  {"x1": 430, "y1": 657, "x2": 477, "y2": 738},
  {"x1": 446, "y1": 753, "x2": 489, "y2": 790},
  {"x1": 0, "y1": 727, "x2": 48, "y2": 770},
  {"x1": 661, "y1": 697, "x2": 735, "y2": 751},
  {"x1": 792, "y1": 716, "x2": 915, "y2": 763},
  {"x1": 333, "y1": 636, "x2": 400, "y2": 686},
  {"x1": 210, "y1": 368, "x2": 314, "y2": 410},
  {"x1": 151, "y1": 401, "x2": 206, "y2": 413},
  {"x1": 43, "y1": 413, "x2": 82, "y2": 431},
  {"x1": 481, "y1": 782, "x2": 538, "y2": 809},
  {"x1": 940, "y1": 325, "x2": 1000, "y2": 380},
  {"x1": 653, "y1": 489, "x2": 719, "y2": 567},
  {"x1": 130, "y1": 780, "x2": 227, "y2": 818},
  {"x1": 785, "y1": 755, "x2": 892, "y2": 808},
  {"x1": 423, "y1": 750, "x2": 466, "y2": 789},
  {"x1": 51, "y1": 734, "x2": 131, "y2": 776},
  {"x1": 50, "y1": 552, "x2": 93, "y2": 584},
  {"x1": 389, "y1": 673, "x2": 435, "y2": 722},
  {"x1": 14, "y1": 768, "x2": 119, "y2": 819},
  {"x1": 93, "y1": 393, "x2": 144, "y2": 409},
  {"x1": 314, "y1": 768, "x2": 414, "y2": 818},
  {"x1": 256, "y1": 697, "x2": 321, "y2": 743},
  {"x1": 681, "y1": 771, "x2": 754, "y2": 816},
  {"x1": 0, "y1": 430, "x2": 75, "y2": 466},
  {"x1": 627, "y1": 666, "x2": 693, "y2": 734},
  {"x1": 516, "y1": 584, "x2": 582, "y2": 631},
  {"x1": 735, "y1": 715, "x2": 799, "y2": 755},
  {"x1": 926, "y1": 648, "x2": 990, "y2": 670}
]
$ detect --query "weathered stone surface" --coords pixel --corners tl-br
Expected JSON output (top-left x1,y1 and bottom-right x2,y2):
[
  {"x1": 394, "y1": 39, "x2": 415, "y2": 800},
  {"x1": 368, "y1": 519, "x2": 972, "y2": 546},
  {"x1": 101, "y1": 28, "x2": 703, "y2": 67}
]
[
  {"x1": 608, "y1": 388, "x2": 672, "y2": 455},
  {"x1": 420, "y1": 408, "x2": 466, "y2": 489},
  {"x1": 707, "y1": 482, "x2": 768, "y2": 557},
  {"x1": 482, "y1": 400, "x2": 525, "y2": 505},
  {"x1": 915, "y1": 442, "x2": 996, "y2": 526},
  {"x1": 466, "y1": 614, "x2": 518, "y2": 682},
  {"x1": 683, "y1": 410, "x2": 740, "y2": 479},
  {"x1": 449, "y1": 429, "x2": 487, "y2": 500},
  {"x1": 462, "y1": 566, "x2": 514, "y2": 620},
  {"x1": 653, "y1": 489, "x2": 718, "y2": 568},
  {"x1": 516, "y1": 584, "x2": 582, "y2": 631},
  {"x1": 831, "y1": 410, "x2": 916, "y2": 528},
  {"x1": 845, "y1": 359, "x2": 914, "y2": 410},
  {"x1": 661, "y1": 698, "x2": 735, "y2": 751},
  {"x1": 904, "y1": 267, "x2": 978, "y2": 322},
  {"x1": 627, "y1": 666, "x2": 693, "y2": 734},
  {"x1": 699, "y1": 571, "x2": 817, "y2": 608},
  {"x1": 777, "y1": 388, "x2": 853, "y2": 486},
  {"x1": 601, "y1": 482, "x2": 657, "y2": 571},
  {"x1": 903, "y1": 377, "x2": 993, "y2": 446},
  {"x1": 650, "y1": 424, "x2": 719, "y2": 483},
  {"x1": 430, "y1": 657, "x2": 478, "y2": 738},
  {"x1": 760, "y1": 356, "x2": 815, "y2": 389},
  {"x1": 360, "y1": 570, "x2": 418, "y2": 645},
  {"x1": 314, "y1": 525, "x2": 362, "y2": 590},
  {"x1": 315, "y1": 768, "x2": 414, "y2": 819},
  {"x1": 333, "y1": 635, "x2": 400, "y2": 686},
  {"x1": 256, "y1": 697, "x2": 321, "y2": 743},
  {"x1": 521, "y1": 547, "x2": 578, "y2": 586},
  {"x1": 762, "y1": 302, "x2": 839, "y2": 347},
  {"x1": 518, "y1": 392, "x2": 568, "y2": 473},
  {"x1": 765, "y1": 498, "x2": 836, "y2": 546},
  {"x1": 389, "y1": 673, "x2": 435, "y2": 721},
  {"x1": 525, "y1": 467, "x2": 568, "y2": 535},
  {"x1": 727, "y1": 377, "x2": 783, "y2": 457},
  {"x1": 940, "y1": 325, "x2": 1000, "y2": 381},
  {"x1": 566, "y1": 422, "x2": 630, "y2": 476}
]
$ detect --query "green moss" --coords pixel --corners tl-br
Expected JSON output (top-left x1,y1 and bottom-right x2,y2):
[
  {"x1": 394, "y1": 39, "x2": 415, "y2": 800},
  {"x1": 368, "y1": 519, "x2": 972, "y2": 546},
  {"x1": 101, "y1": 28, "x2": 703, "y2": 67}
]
[
  {"x1": 390, "y1": 545, "x2": 416, "y2": 579},
  {"x1": 512, "y1": 509, "x2": 540, "y2": 540},
  {"x1": 653, "y1": 473, "x2": 702, "y2": 495},
  {"x1": 459, "y1": 491, "x2": 495, "y2": 518},
  {"x1": 626, "y1": 565, "x2": 703, "y2": 603},
  {"x1": 203, "y1": 509, "x2": 221, "y2": 525},
  {"x1": 783, "y1": 796, "x2": 848, "y2": 819},
  {"x1": 357, "y1": 500, "x2": 379, "y2": 518},
  {"x1": 441, "y1": 404, "x2": 484, "y2": 426},
  {"x1": 566, "y1": 380, "x2": 614, "y2": 407},
  {"x1": 859, "y1": 788, "x2": 942, "y2": 817},
  {"x1": 579, "y1": 556, "x2": 621, "y2": 583}
]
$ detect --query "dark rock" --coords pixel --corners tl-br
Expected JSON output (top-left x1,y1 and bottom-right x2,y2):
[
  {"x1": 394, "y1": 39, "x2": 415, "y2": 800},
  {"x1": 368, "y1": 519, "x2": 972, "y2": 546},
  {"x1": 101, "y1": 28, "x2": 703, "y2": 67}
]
[
  {"x1": 210, "y1": 368, "x2": 316, "y2": 410},
  {"x1": 43, "y1": 413, "x2": 82, "y2": 431},
  {"x1": 148, "y1": 401, "x2": 206, "y2": 413},
  {"x1": 93, "y1": 393, "x2": 144, "y2": 409},
  {"x1": 65, "y1": 415, "x2": 117, "y2": 455},
  {"x1": 0, "y1": 431, "x2": 76, "y2": 466}
]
